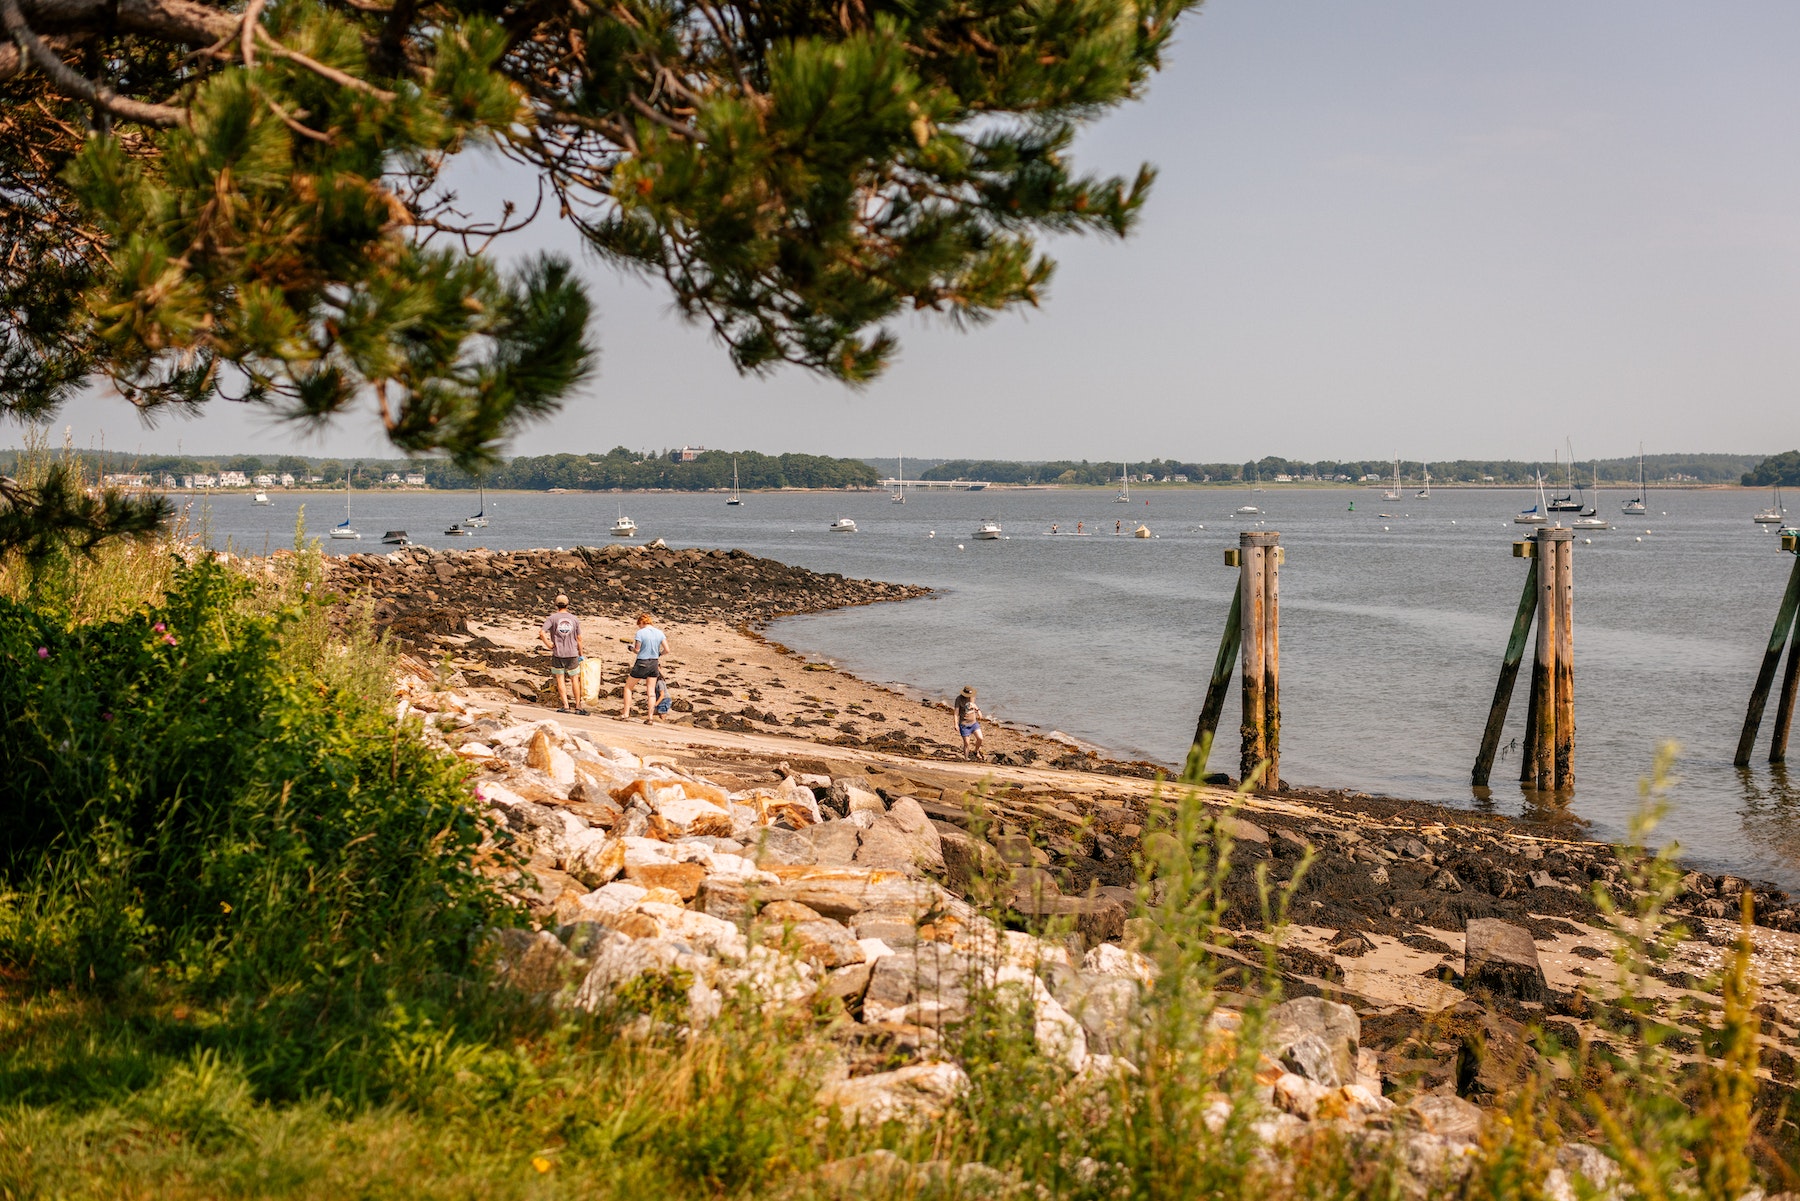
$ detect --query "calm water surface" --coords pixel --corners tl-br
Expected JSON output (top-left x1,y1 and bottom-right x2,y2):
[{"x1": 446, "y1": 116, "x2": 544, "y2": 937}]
[{"x1": 198, "y1": 485, "x2": 1800, "y2": 886}]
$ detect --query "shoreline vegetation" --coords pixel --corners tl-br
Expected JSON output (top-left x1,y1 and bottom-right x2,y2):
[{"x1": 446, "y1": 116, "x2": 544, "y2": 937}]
[
  {"x1": 5, "y1": 477, "x2": 1800, "y2": 1194},
  {"x1": 6, "y1": 448, "x2": 1793, "y2": 492}
]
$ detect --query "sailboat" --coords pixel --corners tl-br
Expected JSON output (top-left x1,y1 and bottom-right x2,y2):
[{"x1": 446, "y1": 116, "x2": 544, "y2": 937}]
[
  {"x1": 1383, "y1": 457, "x2": 1400, "y2": 501},
  {"x1": 1622, "y1": 444, "x2": 1647, "y2": 515},
  {"x1": 1515, "y1": 473, "x2": 1549, "y2": 524},
  {"x1": 1547, "y1": 448, "x2": 1582, "y2": 512},
  {"x1": 890, "y1": 455, "x2": 904, "y2": 504},
  {"x1": 1754, "y1": 486, "x2": 1787, "y2": 525},
  {"x1": 466, "y1": 483, "x2": 489, "y2": 527},
  {"x1": 1415, "y1": 466, "x2": 1431, "y2": 500},
  {"x1": 1115, "y1": 464, "x2": 1130, "y2": 503},
  {"x1": 330, "y1": 473, "x2": 361, "y2": 539},
  {"x1": 1234, "y1": 466, "x2": 1260, "y2": 516},
  {"x1": 1573, "y1": 464, "x2": 1609, "y2": 529},
  {"x1": 728, "y1": 458, "x2": 744, "y2": 506}
]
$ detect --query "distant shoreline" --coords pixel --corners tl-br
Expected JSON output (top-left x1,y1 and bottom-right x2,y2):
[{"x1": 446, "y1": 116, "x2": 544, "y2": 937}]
[{"x1": 152, "y1": 481, "x2": 1765, "y2": 494}]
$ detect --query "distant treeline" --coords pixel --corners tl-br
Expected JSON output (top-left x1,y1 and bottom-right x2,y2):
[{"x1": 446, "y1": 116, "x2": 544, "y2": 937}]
[
  {"x1": 1, "y1": 448, "x2": 880, "y2": 490},
  {"x1": 922, "y1": 454, "x2": 1769, "y2": 486},
  {"x1": 1744, "y1": 451, "x2": 1800, "y2": 488}
]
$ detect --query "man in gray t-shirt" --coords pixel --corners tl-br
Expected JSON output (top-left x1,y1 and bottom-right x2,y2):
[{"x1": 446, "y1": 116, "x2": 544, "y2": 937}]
[{"x1": 538, "y1": 595, "x2": 586, "y2": 714}]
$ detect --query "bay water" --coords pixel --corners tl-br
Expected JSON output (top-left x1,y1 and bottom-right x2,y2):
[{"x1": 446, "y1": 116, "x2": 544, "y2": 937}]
[{"x1": 198, "y1": 484, "x2": 1800, "y2": 886}]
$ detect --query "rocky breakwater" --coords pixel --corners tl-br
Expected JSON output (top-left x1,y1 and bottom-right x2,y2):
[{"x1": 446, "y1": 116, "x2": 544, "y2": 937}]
[
  {"x1": 327, "y1": 544, "x2": 928, "y2": 641},
  {"x1": 455, "y1": 710, "x2": 1632, "y2": 1197}
]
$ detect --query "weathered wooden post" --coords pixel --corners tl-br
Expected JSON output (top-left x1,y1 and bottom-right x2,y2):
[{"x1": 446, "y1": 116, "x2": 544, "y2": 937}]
[
  {"x1": 1185, "y1": 532, "x2": 1281, "y2": 789},
  {"x1": 1550, "y1": 528, "x2": 1576, "y2": 788},
  {"x1": 1471, "y1": 550, "x2": 1538, "y2": 786},
  {"x1": 1735, "y1": 533, "x2": 1800, "y2": 766}
]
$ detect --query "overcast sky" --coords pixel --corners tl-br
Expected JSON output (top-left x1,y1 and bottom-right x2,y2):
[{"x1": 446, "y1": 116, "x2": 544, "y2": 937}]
[{"x1": 46, "y1": 0, "x2": 1800, "y2": 464}]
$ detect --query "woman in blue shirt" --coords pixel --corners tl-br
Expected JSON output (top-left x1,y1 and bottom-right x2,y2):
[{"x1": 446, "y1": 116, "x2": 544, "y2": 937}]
[{"x1": 623, "y1": 613, "x2": 669, "y2": 722}]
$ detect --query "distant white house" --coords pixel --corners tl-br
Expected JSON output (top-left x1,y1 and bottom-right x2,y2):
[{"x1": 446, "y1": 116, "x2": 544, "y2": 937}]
[
  {"x1": 676, "y1": 445, "x2": 705, "y2": 462},
  {"x1": 253, "y1": 473, "x2": 275, "y2": 487},
  {"x1": 218, "y1": 471, "x2": 249, "y2": 487},
  {"x1": 160, "y1": 473, "x2": 180, "y2": 489},
  {"x1": 1172, "y1": 474, "x2": 1188, "y2": 483},
  {"x1": 1273, "y1": 474, "x2": 1293, "y2": 483},
  {"x1": 101, "y1": 472, "x2": 150, "y2": 488},
  {"x1": 403, "y1": 472, "x2": 427, "y2": 487},
  {"x1": 279, "y1": 473, "x2": 296, "y2": 487},
  {"x1": 1360, "y1": 473, "x2": 1381, "y2": 482},
  {"x1": 305, "y1": 475, "x2": 324, "y2": 484},
  {"x1": 184, "y1": 474, "x2": 218, "y2": 488},
  {"x1": 383, "y1": 472, "x2": 402, "y2": 484}
]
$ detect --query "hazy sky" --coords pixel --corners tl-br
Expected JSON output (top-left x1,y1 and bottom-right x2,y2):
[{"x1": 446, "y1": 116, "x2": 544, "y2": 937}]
[{"x1": 47, "y1": 0, "x2": 1800, "y2": 464}]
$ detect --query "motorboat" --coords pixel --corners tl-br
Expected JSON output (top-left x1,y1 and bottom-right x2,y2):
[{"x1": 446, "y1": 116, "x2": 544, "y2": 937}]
[
  {"x1": 444, "y1": 524, "x2": 470, "y2": 536},
  {"x1": 1754, "y1": 486, "x2": 1786, "y2": 525},
  {"x1": 1234, "y1": 502, "x2": 1260, "y2": 516},
  {"x1": 252, "y1": 490, "x2": 271, "y2": 506},
  {"x1": 381, "y1": 530, "x2": 411, "y2": 546},
  {"x1": 329, "y1": 474, "x2": 361, "y2": 539},
  {"x1": 973, "y1": 519, "x2": 1003, "y2": 540},
  {"x1": 611, "y1": 511, "x2": 639, "y2": 538},
  {"x1": 829, "y1": 517, "x2": 858, "y2": 532},
  {"x1": 466, "y1": 483, "x2": 489, "y2": 527}
]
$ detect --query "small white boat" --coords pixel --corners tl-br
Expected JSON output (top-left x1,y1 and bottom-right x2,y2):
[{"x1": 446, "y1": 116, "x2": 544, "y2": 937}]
[
  {"x1": 1515, "y1": 472, "x2": 1549, "y2": 524},
  {"x1": 973, "y1": 519, "x2": 1003, "y2": 540},
  {"x1": 1572, "y1": 465, "x2": 1608, "y2": 528},
  {"x1": 329, "y1": 475, "x2": 360, "y2": 539},
  {"x1": 1622, "y1": 445, "x2": 1648, "y2": 515},
  {"x1": 830, "y1": 517, "x2": 858, "y2": 533},
  {"x1": 611, "y1": 507, "x2": 638, "y2": 538},
  {"x1": 1115, "y1": 464, "x2": 1131, "y2": 503},
  {"x1": 727, "y1": 459, "x2": 743, "y2": 506},
  {"x1": 466, "y1": 483, "x2": 489, "y2": 527},
  {"x1": 252, "y1": 490, "x2": 271, "y2": 506},
  {"x1": 1383, "y1": 456, "x2": 1400, "y2": 500},
  {"x1": 1416, "y1": 466, "x2": 1431, "y2": 499},
  {"x1": 891, "y1": 454, "x2": 905, "y2": 504},
  {"x1": 444, "y1": 524, "x2": 470, "y2": 536},
  {"x1": 1754, "y1": 486, "x2": 1786, "y2": 525}
]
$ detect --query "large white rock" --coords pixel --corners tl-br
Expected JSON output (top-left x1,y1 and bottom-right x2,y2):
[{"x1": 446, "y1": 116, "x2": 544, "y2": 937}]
[
  {"x1": 571, "y1": 932, "x2": 720, "y2": 1024},
  {"x1": 815, "y1": 1062, "x2": 970, "y2": 1127}
]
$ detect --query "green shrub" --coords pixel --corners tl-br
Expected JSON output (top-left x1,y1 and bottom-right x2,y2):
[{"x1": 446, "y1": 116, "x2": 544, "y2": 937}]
[{"x1": 0, "y1": 556, "x2": 515, "y2": 1098}]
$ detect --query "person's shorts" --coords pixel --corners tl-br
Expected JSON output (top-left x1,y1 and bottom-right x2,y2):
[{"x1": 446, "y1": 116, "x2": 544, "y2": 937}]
[
  {"x1": 958, "y1": 722, "x2": 981, "y2": 738},
  {"x1": 629, "y1": 658, "x2": 662, "y2": 679},
  {"x1": 551, "y1": 655, "x2": 582, "y2": 676}
]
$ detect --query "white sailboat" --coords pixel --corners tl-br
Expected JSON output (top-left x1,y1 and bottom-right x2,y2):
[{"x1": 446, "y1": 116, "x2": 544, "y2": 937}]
[
  {"x1": 728, "y1": 458, "x2": 743, "y2": 506},
  {"x1": 330, "y1": 473, "x2": 361, "y2": 539},
  {"x1": 1572, "y1": 464, "x2": 1609, "y2": 529},
  {"x1": 466, "y1": 483, "x2": 489, "y2": 527},
  {"x1": 1754, "y1": 486, "x2": 1786, "y2": 525},
  {"x1": 891, "y1": 455, "x2": 905, "y2": 504},
  {"x1": 1415, "y1": 466, "x2": 1430, "y2": 499},
  {"x1": 1622, "y1": 444, "x2": 1647, "y2": 515},
  {"x1": 1115, "y1": 464, "x2": 1130, "y2": 503},
  {"x1": 1383, "y1": 457, "x2": 1400, "y2": 501},
  {"x1": 1515, "y1": 473, "x2": 1549, "y2": 525},
  {"x1": 1234, "y1": 466, "x2": 1260, "y2": 516},
  {"x1": 611, "y1": 504, "x2": 638, "y2": 538}
]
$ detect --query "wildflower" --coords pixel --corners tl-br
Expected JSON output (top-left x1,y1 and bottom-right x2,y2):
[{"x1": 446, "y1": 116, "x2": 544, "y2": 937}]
[
  {"x1": 36, "y1": 646, "x2": 48, "y2": 659},
  {"x1": 164, "y1": 634, "x2": 178, "y2": 646},
  {"x1": 102, "y1": 712, "x2": 113, "y2": 722},
  {"x1": 531, "y1": 1157, "x2": 552, "y2": 1174},
  {"x1": 153, "y1": 622, "x2": 166, "y2": 633}
]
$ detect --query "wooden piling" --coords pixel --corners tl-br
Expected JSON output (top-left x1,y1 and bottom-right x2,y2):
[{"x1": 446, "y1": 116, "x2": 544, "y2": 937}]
[
  {"x1": 1737, "y1": 555, "x2": 1800, "y2": 767},
  {"x1": 1771, "y1": 629, "x2": 1800, "y2": 765},
  {"x1": 1473, "y1": 555, "x2": 1537, "y2": 787},
  {"x1": 1184, "y1": 587, "x2": 1242, "y2": 780},
  {"x1": 1238, "y1": 533, "x2": 1268, "y2": 784},
  {"x1": 1530, "y1": 529, "x2": 1558, "y2": 790},
  {"x1": 1263, "y1": 538, "x2": 1281, "y2": 791},
  {"x1": 1549, "y1": 530, "x2": 1576, "y2": 788}
]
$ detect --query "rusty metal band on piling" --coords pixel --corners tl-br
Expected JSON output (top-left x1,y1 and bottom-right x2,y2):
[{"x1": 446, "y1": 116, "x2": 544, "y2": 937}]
[
  {"x1": 1549, "y1": 529, "x2": 1575, "y2": 788},
  {"x1": 1238, "y1": 533, "x2": 1267, "y2": 784},
  {"x1": 1735, "y1": 555, "x2": 1800, "y2": 768},
  {"x1": 1473, "y1": 555, "x2": 1538, "y2": 787}
]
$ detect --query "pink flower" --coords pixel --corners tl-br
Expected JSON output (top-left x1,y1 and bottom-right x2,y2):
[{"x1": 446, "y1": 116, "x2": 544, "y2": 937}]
[
  {"x1": 163, "y1": 634, "x2": 178, "y2": 646},
  {"x1": 36, "y1": 646, "x2": 48, "y2": 659},
  {"x1": 153, "y1": 622, "x2": 166, "y2": 633}
]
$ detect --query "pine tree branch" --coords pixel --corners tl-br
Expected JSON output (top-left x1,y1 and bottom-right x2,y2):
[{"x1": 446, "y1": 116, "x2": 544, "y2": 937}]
[
  {"x1": 254, "y1": 26, "x2": 396, "y2": 100},
  {"x1": 238, "y1": 0, "x2": 262, "y2": 67},
  {"x1": 3, "y1": 0, "x2": 187, "y2": 126}
]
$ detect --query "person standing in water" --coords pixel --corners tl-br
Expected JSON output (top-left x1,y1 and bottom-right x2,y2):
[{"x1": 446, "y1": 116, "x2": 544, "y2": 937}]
[
  {"x1": 622, "y1": 613, "x2": 669, "y2": 722},
  {"x1": 955, "y1": 686, "x2": 985, "y2": 760}
]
